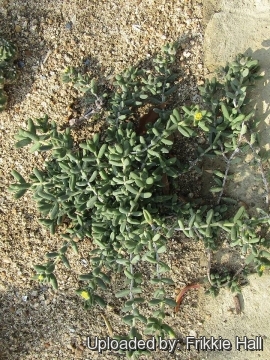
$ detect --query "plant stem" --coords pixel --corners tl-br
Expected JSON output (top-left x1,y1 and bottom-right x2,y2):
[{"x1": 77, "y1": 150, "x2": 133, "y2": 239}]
[
  {"x1": 217, "y1": 121, "x2": 246, "y2": 204},
  {"x1": 246, "y1": 139, "x2": 269, "y2": 206},
  {"x1": 129, "y1": 253, "x2": 136, "y2": 327}
]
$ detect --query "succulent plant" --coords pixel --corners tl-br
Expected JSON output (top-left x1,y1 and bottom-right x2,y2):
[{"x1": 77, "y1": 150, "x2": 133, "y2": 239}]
[
  {"x1": 9, "y1": 45, "x2": 270, "y2": 356},
  {"x1": 0, "y1": 38, "x2": 17, "y2": 61},
  {"x1": 0, "y1": 37, "x2": 17, "y2": 111},
  {"x1": 0, "y1": 77, "x2": 8, "y2": 112}
]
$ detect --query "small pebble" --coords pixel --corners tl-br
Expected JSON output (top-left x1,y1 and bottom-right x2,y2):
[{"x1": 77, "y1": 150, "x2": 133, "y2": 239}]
[
  {"x1": 17, "y1": 60, "x2": 25, "y2": 68},
  {"x1": 65, "y1": 21, "x2": 73, "y2": 30},
  {"x1": 15, "y1": 25, "x2": 21, "y2": 33},
  {"x1": 183, "y1": 50, "x2": 191, "y2": 58},
  {"x1": 64, "y1": 54, "x2": 72, "y2": 63},
  {"x1": 189, "y1": 330, "x2": 197, "y2": 337},
  {"x1": 80, "y1": 259, "x2": 88, "y2": 266}
]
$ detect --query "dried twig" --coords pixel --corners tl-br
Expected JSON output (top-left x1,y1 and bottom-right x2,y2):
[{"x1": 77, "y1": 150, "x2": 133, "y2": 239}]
[
  {"x1": 43, "y1": 50, "x2": 52, "y2": 64},
  {"x1": 101, "y1": 314, "x2": 113, "y2": 337},
  {"x1": 206, "y1": 248, "x2": 214, "y2": 286},
  {"x1": 246, "y1": 139, "x2": 269, "y2": 205},
  {"x1": 233, "y1": 294, "x2": 241, "y2": 315}
]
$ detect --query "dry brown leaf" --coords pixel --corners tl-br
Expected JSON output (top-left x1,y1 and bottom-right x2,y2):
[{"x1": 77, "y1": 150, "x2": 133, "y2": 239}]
[{"x1": 175, "y1": 284, "x2": 201, "y2": 313}]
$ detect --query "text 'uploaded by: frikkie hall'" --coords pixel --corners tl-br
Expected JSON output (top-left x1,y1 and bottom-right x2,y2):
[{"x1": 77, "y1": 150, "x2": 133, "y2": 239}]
[{"x1": 85, "y1": 335, "x2": 264, "y2": 354}]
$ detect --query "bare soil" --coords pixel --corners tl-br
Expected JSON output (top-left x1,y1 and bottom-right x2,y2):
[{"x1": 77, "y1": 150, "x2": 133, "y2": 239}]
[{"x1": 1, "y1": 1, "x2": 269, "y2": 360}]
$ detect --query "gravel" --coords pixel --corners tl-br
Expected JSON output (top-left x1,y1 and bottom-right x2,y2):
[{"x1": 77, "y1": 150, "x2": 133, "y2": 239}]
[{"x1": 0, "y1": 1, "x2": 207, "y2": 359}]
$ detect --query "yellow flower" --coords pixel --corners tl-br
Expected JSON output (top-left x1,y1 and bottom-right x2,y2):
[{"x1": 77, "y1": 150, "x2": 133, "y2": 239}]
[
  {"x1": 194, "y1": 112, "x2": 203, "y2": 121},
  {"x1": 38, "y1": 274, "x2": 44, "y2": 281},
  {"x1": 80, "y1": 290, "x2": 90, "y2": 300},
  {"x1": 259, "y1": 265, "x2": 266, "y2": 272}
]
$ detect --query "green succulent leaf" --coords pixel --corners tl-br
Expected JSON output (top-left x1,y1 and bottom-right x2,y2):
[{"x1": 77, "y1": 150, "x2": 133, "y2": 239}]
[{"x1": 115, "y1": 289, "x2": 130, "y2": 298}]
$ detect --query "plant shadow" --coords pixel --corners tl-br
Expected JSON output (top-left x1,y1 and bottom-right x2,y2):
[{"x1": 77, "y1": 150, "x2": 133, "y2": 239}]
[{"x1": 0, "y1": 284, "x2": 120, "y2": 359}]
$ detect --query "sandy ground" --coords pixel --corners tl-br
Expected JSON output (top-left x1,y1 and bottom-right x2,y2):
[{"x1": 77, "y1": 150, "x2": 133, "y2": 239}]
[{"x1": 0, "y1": 0, "x2": 269, "y2": 359}]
